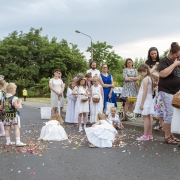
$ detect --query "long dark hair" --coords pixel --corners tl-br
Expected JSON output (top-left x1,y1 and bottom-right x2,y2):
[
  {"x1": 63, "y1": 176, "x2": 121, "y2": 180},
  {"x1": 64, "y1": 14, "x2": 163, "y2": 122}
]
[
  {"x1": 137, "y1": 63, "x2": 154, "y2": 93},
  {"x1": 146, "y1": 47, "x2": 160, "y2": 67}
]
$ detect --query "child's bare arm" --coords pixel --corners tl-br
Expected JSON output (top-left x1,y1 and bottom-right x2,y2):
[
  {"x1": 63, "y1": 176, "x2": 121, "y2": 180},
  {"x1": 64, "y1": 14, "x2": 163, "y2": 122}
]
[
  {"x1": 13, "y1": 99, "x2": 22, "y2": 109},
  {"x1": 92, "y1": 121, "x2": 101, "y2": 127},
  {"x1": 140, "y1": 78, "x2": 148, "y2": 110}
]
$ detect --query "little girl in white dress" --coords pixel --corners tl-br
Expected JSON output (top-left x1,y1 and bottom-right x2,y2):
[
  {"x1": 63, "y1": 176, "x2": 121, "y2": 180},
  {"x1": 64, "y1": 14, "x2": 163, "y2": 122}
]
[
  {"x1": 85, "y1": 118, "x2": 118, "y2": 148},
  {"x1": 134, "y1": 64, "x2": 154, "y2": 141},
  {"x1": 90, "y1": 75, "x2": 104, "y2": 123},
  {"x1": 38, "y1": 114, "x2": 68, "y2": 141},
  {"x1": 72, "y1": 76, "x2": 89, "y2": 132}
]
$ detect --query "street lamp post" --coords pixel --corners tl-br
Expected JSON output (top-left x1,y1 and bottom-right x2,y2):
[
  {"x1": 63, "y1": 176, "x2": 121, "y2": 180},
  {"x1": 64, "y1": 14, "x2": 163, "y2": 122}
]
[{"x1": 75, "y1": 30, "x2": 93, "y2": 61}]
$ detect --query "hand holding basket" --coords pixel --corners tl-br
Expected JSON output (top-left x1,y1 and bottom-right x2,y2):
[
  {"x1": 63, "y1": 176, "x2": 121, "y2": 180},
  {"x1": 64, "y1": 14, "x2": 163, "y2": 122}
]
[{"x1": 92, "y1": 94, "x2": 100, "y2": 103}]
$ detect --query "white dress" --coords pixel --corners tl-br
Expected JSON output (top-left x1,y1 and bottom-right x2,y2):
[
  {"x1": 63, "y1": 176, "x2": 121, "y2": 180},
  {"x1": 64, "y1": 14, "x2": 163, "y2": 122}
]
[
  {"x1": 134, "y1": 76, "x2": 154, "y2": 115},
  {"x1": 65, "y1": 88, "x2": 77, "y2": 123},
  {"x1": 38, "y1": 120, "x2": 68, "y2": 141},
  {"x1": 90, "y1": 84, "x2": 103, "y2": 123},
  {"x1": 49, "y1": 78, "x2": 64, "y2": 108},
  {"x1": 85, "y1": 120, "x2": 117, "y2": 148},
  {"x1": 74, "y1": 86, "x2": 89, "y2": 115}
]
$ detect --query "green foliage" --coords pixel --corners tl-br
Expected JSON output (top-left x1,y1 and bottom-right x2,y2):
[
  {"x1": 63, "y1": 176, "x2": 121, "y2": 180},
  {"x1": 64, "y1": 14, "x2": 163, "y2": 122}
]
[{"x1": 0, "y1": 28, "x2": 87, "y2": 92}]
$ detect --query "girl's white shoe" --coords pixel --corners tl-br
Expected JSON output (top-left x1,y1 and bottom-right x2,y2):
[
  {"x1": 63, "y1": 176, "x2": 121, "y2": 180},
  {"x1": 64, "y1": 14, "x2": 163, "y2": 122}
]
[
  {"x1": 16, "y1": 142, "x2": 27, "y2": 147},
  {"x1": 79, "y1": 126, "x2": 83, "y2": 132},
  {"x1": 6, "y1": 142, "x2": 15, "y2": 146}
]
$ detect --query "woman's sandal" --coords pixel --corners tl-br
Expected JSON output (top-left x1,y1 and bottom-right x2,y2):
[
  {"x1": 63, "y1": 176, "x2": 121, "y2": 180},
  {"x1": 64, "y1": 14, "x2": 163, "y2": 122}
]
[
  {"x1": 164, "y1": 137, "x2": 178, "y2": 145},
  {"x1": 171, "y1": 135, "x2": 180, "y2": 142}
]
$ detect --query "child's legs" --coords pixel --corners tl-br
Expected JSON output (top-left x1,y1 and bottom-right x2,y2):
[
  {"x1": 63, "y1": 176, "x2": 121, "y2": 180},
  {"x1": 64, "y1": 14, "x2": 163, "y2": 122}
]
[
  {"x1": 142, "y1": 115, "x2": 151, "y2": 136},
  {"x1": 60, "y1": 107, "x2": 63, "y2": 117},
  {"x1": 52, "y1": 107, "x2": 57, "y2": 115},
  {"x1": 78, "y1": 113, "x2": 82, "y2": 126},
  {"x1": 83, "y1": 113, "x2": 86, "y2": 126},
  {"x1": 5, "y1": 125, "x2": 11, "y2": 138},
  {"x1": 14, "y1": 124, "x2": 20, "y2": 137}
]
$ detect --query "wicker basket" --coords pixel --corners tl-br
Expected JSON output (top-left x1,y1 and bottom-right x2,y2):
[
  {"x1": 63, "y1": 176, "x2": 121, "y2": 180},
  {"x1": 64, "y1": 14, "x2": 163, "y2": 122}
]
[
  {"x1": 172, "y1": 92, "x2": 180, "y2": 109},
  {"x1": 81, "y1": 96, "x2": 88, "y2": 102},
  {"x1": 92, "y1": 94, "x2": 100, "y2": 103}
]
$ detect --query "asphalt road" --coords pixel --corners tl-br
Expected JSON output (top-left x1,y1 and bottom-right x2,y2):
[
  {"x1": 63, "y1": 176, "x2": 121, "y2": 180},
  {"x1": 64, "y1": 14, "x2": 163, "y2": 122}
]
[{"x1": 0, "y1": 106, "x2": 180, "y2": 180}]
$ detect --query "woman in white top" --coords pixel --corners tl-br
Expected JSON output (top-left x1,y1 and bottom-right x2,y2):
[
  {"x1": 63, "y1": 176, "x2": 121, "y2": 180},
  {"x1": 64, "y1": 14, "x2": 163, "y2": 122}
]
[{"x1": 49, "y1": 69, "x2": 64, "y2": 115}]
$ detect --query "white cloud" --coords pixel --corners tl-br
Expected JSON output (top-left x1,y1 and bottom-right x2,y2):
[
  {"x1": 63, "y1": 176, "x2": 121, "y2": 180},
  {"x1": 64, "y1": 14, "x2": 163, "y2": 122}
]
[{"x1": 114, "y1": 33, "x2": 180, "y2": 59}]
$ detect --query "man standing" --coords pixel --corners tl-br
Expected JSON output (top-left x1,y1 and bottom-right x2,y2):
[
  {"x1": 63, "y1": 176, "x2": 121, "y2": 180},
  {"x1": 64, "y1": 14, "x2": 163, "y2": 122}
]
[
  {"x1": 86, "y1": 61, "x2": 100, "y2": 77},
  {"x1": 22, "y1": 88, "x2": 27, "y2": 101}
]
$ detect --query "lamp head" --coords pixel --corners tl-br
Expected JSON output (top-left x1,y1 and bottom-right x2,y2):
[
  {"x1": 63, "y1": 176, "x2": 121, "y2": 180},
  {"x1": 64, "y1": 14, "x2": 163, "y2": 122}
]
[{"x1": 75, "y1": 30, "x2": 80, "y2": 33}]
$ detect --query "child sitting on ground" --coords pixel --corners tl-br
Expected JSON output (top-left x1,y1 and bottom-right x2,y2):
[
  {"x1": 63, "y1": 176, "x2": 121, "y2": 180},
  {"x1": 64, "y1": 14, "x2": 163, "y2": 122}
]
[
  {"x1": 38, "y1": 114, "x2": 68, "y2": 141},
  {"x1": 108, "y1": 107, "x2": 124, "y2": 130},
  {"x1": 85, "y1": 114, "x2": 118, "y2": 148}
]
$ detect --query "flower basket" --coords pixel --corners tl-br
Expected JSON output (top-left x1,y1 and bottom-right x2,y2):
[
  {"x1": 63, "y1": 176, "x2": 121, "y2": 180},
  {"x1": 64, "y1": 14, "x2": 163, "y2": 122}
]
[
  {"x1": 92, "y1": 94, "x2": 100, "y2": 103},
  {"x1": 81, "y1": 96, "x2": 88, "y2": 102}
]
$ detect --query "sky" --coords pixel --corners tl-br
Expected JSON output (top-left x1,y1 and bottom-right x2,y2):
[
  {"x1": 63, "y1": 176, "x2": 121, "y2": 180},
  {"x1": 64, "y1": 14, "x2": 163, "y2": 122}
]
[{"x1": 1, "y1": 0, "x2": 180, "y2": 60}]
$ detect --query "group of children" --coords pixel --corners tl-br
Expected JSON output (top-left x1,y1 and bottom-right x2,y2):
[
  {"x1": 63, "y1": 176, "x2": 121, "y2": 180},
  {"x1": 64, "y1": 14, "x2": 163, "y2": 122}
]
[{"x1": 0, "y1": 61, "x2": 162, "y2": 148}]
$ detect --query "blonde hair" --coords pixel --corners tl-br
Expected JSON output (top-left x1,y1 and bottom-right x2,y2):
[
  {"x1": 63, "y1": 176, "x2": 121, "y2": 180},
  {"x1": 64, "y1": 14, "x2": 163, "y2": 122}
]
[
  {"x1": 6, "y1": 83, "x2": 17, "y2": 93},
  {"x1": 92, "y1": 75, "x2": 99, "y2": 81},
  {"x1": 50, "y1": 114, "x2": 63, "y2": 125}
]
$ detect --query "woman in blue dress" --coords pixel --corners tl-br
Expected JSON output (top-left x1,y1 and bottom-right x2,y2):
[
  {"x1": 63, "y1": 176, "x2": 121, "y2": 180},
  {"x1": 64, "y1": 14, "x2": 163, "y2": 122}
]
[{"x1": 99, "y1": 64, "x2": 117, "y2": 113}]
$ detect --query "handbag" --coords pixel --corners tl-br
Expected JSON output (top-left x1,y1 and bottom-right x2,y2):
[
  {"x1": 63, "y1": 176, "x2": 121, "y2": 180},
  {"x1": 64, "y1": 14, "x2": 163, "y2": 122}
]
[
  {"x1": 40, "y1": 107, "x2": 52, "y2": 119},
  {"x1": 105, "y1": 99, "x2": 115, "y2": 115},
  {"x1": 172, "y1": 91, "x2": 180, "y2": 109},
  {"x1": 171, "y1": 108, "x2": 180, "y2": 134}
]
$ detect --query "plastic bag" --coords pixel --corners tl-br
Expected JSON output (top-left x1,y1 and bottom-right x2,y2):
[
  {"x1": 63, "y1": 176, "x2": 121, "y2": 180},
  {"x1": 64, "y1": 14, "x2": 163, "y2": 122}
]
[
  {"x1": 40, "y1": 107, "x2": 51, "y2": 119},
  {"x1": 105, "y1": 101, "x2": 115, "y2": 115}
]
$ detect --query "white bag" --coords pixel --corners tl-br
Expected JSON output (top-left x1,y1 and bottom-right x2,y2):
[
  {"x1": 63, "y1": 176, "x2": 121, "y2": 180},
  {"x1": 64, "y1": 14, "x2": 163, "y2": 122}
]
[
  {"x1": 171, "y1": 108, "x2": 180, "y2": 134},
  {"x1": 40, "y1": 107, "x2": 52, "y2": 119},
  {"x1": 126, "y1": 111, "x2": 136, "y2": 121},
  {"x1": 105, "y1": 101, "x2": 115, "y2": 115}
]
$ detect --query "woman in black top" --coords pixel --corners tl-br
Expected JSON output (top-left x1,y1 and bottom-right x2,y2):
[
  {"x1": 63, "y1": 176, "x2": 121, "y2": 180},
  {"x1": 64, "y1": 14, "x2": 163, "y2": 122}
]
[{"x1": 158, "y1": 42, "x2": 180, "y2": 145}]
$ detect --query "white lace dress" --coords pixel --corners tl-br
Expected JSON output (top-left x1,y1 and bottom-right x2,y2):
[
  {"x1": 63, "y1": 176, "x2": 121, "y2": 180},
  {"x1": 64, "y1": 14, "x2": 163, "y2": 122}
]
[
  {"x1": 134, "y1": 76, "x2": 154, "y2": 115},
  {"x1": 49, "y1": 78, "x2": 64, "y2": 108},
  {"x1": 85, "y1": 120, "x2": 117, "y2": 148},
  {"x1": 38, "y1": 120, "x2": 68, "y2": 141},
  {"x1": 90, "y1": 84, "x2": 103, "y2": 123},
  {"x1": 74, "y1": 86, "x2": 89, "y2": 115}
]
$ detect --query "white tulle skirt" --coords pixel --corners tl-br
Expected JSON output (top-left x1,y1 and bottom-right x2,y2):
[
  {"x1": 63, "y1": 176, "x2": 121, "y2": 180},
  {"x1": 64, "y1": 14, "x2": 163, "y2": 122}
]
[
  {"x1": 85, "y1": 120, "x2": 117, "y2": 148},
  {"x1": 38, "y1": 120, "x2": 68, "y2": 141}
]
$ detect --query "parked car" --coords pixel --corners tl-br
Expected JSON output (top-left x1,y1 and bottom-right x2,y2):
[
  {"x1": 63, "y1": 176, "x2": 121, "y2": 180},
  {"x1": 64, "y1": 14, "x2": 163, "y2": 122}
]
[{"x1": 114, "y1": 87, "x2": 123, "y2": 102}]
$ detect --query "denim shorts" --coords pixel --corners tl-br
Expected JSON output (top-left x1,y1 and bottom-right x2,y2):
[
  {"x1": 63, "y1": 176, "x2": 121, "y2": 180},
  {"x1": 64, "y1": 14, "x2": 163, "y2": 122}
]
[{"x1": 159, "y1": 91, "x2": 173, "y2": 124}]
